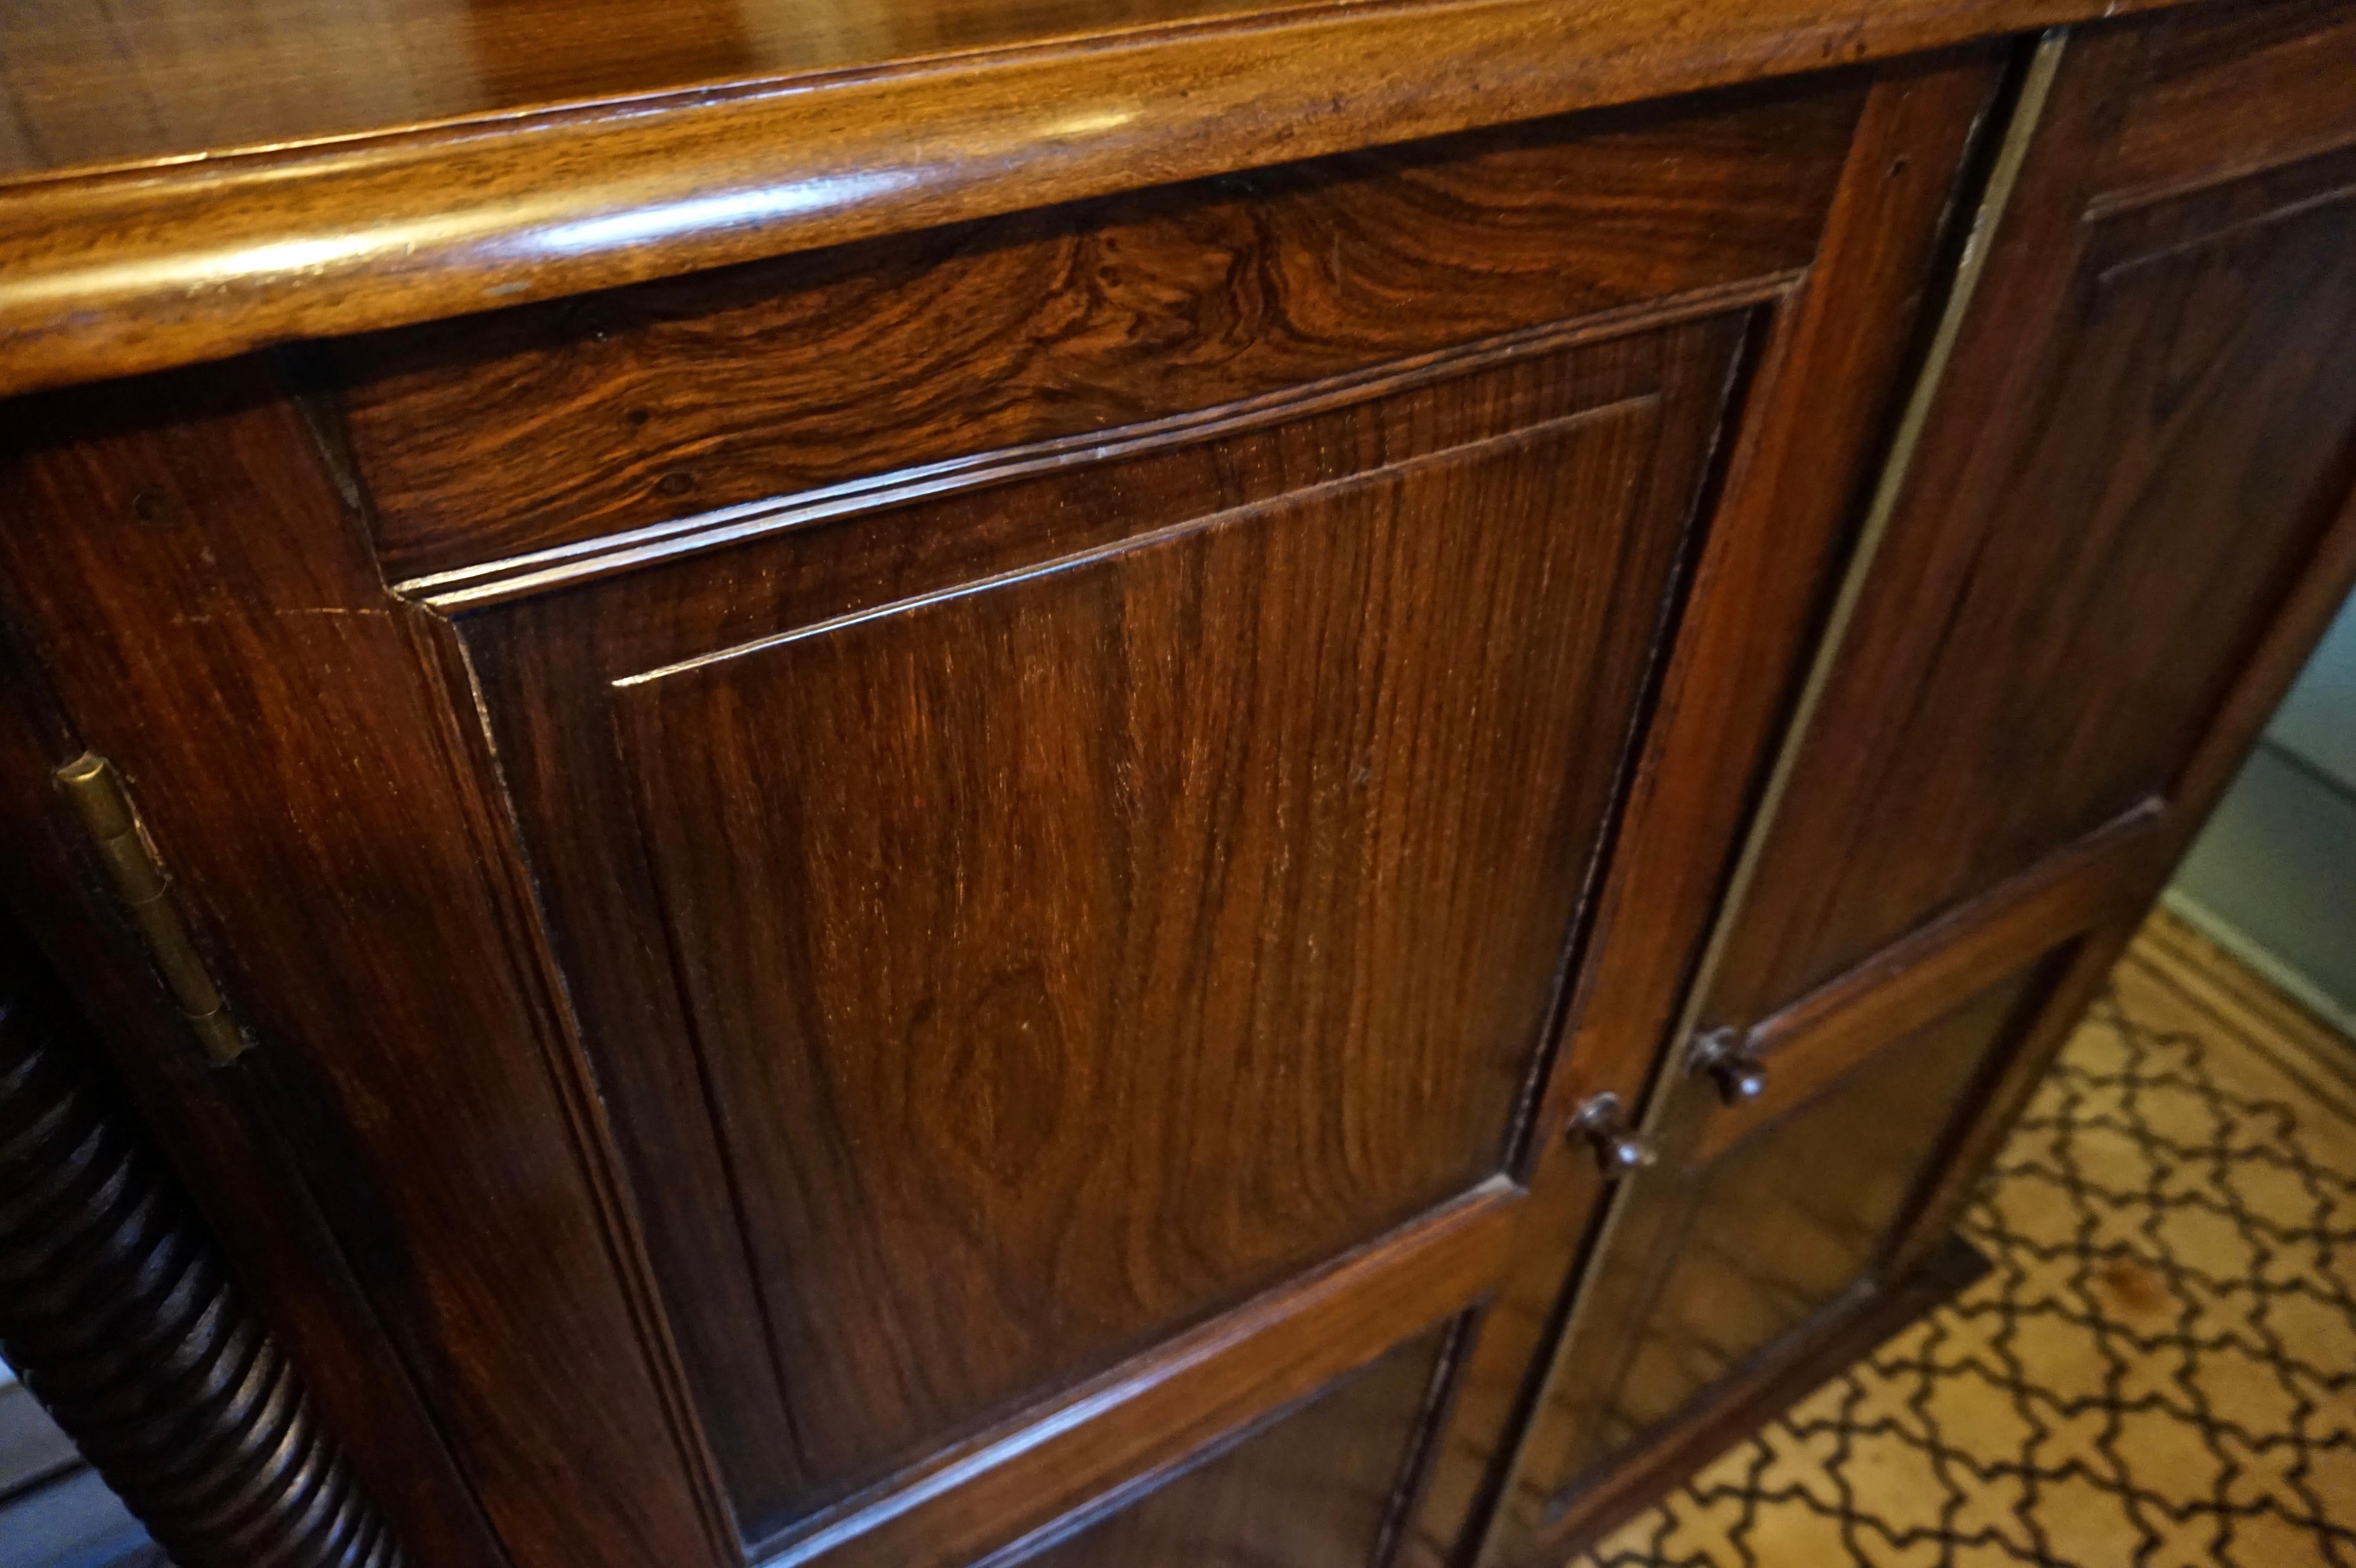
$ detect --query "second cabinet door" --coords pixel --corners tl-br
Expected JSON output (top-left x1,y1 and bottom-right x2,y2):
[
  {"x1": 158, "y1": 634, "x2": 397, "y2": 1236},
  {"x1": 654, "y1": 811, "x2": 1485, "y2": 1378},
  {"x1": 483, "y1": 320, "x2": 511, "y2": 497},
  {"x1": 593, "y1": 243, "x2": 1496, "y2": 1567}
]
[{"x1": 1480, "y1": 3, "x2": 2356, "y2": 1562}]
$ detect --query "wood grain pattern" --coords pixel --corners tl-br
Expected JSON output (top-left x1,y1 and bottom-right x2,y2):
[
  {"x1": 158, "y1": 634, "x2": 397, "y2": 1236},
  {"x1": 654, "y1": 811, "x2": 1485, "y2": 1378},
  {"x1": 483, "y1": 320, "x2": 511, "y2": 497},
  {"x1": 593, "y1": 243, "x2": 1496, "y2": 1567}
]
[
  {"x1": 1894, "y1": 422, "x2": 2356, "y2": 1281},
  {"x1": 0, "y1": 365, "x2": 735, "y2": 1568},
  {"x1": 0, "y1": 0, "x2": 2192, "y2": 395},
  {"x1": 624, "y1": 403, "x2": 1659, "y2": 1487},
  {"x1": 1707, "y1": 798, "x2": 2161, "y2": 1160},
  {"x1": 1401, "y1": 53, "x2": 2008, "y2": 1568},
  {"x1": 1481, "y1": 15, "x2": 2356, "y2": 1554},
  {"x1": 1704, "y1": 136, "x2": 2356, "y2": 1029},
  {"x1": 461, "y1": 310, "x2": 1747, "y2": 1542},
  {"x1": 1010, "y1": 1322, "x2": 1451, "y2": 1568},
  {"x1": 0, "y1": 913, "x2": 403, "y2": 1568},
  {"x1": 0, "y1": 610, "x2": 507, "y2": 1568},
  {"x1": 765, "y1": 1182, "x2": 1517, "y2": 1568},
  {"x1": 2103, "y1": 0, "x2": 2356, "y2": 202},
  {"x1": 334, "y1": 82, "x2": 1857, "y2": 583}
]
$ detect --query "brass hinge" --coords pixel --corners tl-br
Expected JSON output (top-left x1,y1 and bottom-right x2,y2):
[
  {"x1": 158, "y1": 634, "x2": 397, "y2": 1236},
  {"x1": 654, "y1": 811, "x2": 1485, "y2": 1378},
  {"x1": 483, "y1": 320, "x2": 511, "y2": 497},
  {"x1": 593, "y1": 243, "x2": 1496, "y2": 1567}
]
[{"x1": 55, "y1": 753, "x2": 252, "y2": 1065}]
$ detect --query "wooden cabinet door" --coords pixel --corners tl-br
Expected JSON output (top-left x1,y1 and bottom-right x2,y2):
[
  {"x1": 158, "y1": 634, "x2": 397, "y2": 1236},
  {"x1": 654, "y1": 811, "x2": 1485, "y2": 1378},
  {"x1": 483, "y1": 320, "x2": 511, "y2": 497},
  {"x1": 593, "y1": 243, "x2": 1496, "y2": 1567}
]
[
  {"x1": 407, "y1": 61, "x2": 2001, "y2": 1568},
  {"x1": 0, "y1": 54, "x2": 1995, "y2": 1568},
  {"x1": 474, "y1": 311, "x2": 1745, "y2": 1564},
  {"x1": 1479, "y1": 5, "x2": 2356, "y2": 1561}
]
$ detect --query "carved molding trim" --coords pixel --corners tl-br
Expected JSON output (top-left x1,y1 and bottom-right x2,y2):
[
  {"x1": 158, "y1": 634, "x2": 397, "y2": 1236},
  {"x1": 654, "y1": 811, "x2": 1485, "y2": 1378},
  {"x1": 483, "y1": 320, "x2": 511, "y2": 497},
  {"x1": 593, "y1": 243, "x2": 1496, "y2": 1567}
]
[{"x1": 0, "y1": 922, "x2": 407, "y2": 1568}]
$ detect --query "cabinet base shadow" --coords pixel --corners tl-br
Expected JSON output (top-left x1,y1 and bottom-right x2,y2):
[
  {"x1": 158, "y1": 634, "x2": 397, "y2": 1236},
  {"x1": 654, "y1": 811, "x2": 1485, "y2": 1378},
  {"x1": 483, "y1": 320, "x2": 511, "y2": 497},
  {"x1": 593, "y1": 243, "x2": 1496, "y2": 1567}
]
[{"x1": 1535, "y1": 1233, "x2": 1991, "y2": 1567}]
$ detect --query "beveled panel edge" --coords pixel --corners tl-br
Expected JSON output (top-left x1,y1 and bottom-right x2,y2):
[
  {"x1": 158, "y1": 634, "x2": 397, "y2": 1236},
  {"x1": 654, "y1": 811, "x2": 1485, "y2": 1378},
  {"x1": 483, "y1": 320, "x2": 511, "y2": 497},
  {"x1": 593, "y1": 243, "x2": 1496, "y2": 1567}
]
[
  {"x1": 0, "y1": 0, "x2": 2185, "y2": 398},
  {"x1": 400, "y1": 273, "x2": 1797, "y2": 612},
  {"x1": 2095, "y1": 180, "x2": 2356, "y2": 290},
  {"x1": 608, "y1": 393, "x2": 1662, "y2": 689},
  {"x1": 750, "y1": 1177, "x2": 1520, "y2": 1568},
  {"x1": 2087, "y1": 126, "x2": 2356, "y2": 225}
]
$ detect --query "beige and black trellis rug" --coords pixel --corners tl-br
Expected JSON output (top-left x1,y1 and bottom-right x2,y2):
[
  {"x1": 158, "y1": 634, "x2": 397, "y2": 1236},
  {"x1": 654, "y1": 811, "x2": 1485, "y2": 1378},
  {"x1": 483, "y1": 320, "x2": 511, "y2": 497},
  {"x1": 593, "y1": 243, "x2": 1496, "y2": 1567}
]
[{"x1": 1577, "y1": 912, "x2": 2356, "y2": 1568}]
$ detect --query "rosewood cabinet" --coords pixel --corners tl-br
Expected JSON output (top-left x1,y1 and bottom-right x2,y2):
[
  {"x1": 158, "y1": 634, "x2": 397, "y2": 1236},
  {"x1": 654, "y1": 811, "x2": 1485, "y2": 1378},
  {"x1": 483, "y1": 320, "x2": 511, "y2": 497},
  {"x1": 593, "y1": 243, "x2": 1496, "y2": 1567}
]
[
  {"x1": 1476, "y1": 6, "x2": 2356, "y2": 1562},
  {"x1": 0, "y1": 3, "x2": 2351, "y2": 1568}
]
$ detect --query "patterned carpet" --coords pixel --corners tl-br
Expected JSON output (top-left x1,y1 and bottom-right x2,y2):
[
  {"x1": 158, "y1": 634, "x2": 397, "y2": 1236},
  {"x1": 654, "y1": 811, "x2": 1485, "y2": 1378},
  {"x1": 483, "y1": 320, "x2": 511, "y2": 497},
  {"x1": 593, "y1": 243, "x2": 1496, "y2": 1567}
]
[{"x1": 1577, "y1": 915, "x2": 2356, "y2": 1567}]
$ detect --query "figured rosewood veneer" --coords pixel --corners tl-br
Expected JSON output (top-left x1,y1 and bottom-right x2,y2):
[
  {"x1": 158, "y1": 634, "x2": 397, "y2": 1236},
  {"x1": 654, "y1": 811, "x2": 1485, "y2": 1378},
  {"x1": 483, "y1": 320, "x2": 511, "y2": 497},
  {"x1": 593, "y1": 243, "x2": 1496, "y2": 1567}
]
[
  {"x1": 24, "y1": 4, "x2": 2356, "y2": 1566},
  {"x1": 314, "y1": 55, "x2": 1994, "y2": 1568},
  {"x1": 1478, "y1": 7, "x2": 2356, "y2": 1560},
  {"x1": 333, "y1": 82, "x2": 1859, "y2": 585},
  {"x1": 0, "y1": 0, "x2": 2185, "y2": 394},
  {"x1": 453, "y1": 254, "x2": 1754, "y2": 1550}
]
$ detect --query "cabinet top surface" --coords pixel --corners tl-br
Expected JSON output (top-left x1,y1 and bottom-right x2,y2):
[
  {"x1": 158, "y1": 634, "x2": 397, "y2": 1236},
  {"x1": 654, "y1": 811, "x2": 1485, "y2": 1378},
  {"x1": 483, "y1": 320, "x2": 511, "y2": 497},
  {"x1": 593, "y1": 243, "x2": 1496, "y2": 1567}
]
[
  {"x1": 0, "y1": 0, "x2": 1320, "y2": 186},
  {"x1": 3, "y1": 0, "x2": 2188, "y2": 396}
]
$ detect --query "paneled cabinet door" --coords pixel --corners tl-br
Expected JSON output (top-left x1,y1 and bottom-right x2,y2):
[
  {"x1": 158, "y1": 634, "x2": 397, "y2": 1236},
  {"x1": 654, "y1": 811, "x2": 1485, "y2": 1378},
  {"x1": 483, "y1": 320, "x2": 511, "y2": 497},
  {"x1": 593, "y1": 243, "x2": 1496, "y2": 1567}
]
[
  {"x1": 367, "y1": 54, "x2": 1997, "y2": 1568},
  {"x1": 1479, "y1": 4, "x2": 2356, "y2": 1562},
  {"x1": 472, "y1": 311, "x2": 1747, "y2": 1563},
  {"x1": 0, "y1": 52, "x2": 1995, "y2": 1568}
]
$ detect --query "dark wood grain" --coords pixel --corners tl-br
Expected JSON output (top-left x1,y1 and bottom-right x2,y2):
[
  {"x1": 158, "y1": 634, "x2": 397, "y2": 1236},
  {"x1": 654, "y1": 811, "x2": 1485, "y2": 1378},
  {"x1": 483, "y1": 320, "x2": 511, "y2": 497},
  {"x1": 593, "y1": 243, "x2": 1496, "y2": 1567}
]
[
  {"x1": 623, "y1": 402, "x2": 1657, "y2": 1482},
  {"x1": 1704, "y1": 799, "x2": 2160, "y2": 1160},
  {"x1": 764, "y1": 1182, "x2": 1517, "y2": 1568},
  {"x1": 1894, "y1": 417, "x2": 2356, "y2": 1280},
  {"x1": 12, "y1": 12, "x2": 2356, "y2": 1568},
  {"x1": 2103, "y1": 0, "x2": 2356, "y2": 201},
  {"x1": 1400, "y1": 53, "x2": 2008, "y2": 1568},
  {"x1": 0, "y1": 365, "x2": 735, "y2": 1568},
  {"x1": 464, "y1": 306, "x2": 1747, "y2": 1542},
  {"x1": 0, "y1": 0, "x2": 2195, "y2": 395},
  {"x1": 334, "y1": 82, "x2": 1858, "y2": 584},
  {"x1": 0, "y1": 616, "x2": 506, "y2": 1568},
  {"x1": 1704, "y1": 135, "x2": 2356, "y2": 1030},
  {"x1": 0, "y1": 912, "x2": 403, "y2": 1568},
  {"x1": 1477, "y1": 14, "x2": 2356, "y2": 1555},
  {"x1": 1010, "y1": 1322, "x2": 1451, "y2": 1568}
]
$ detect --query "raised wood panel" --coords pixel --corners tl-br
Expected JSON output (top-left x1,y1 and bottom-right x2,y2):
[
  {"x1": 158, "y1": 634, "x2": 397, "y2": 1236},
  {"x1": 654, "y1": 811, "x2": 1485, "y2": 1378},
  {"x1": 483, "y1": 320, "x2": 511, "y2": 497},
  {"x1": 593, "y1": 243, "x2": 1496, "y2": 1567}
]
[
  {"x1": 332, "y1": 80, "x2": 1861, "y2": 585},
  {"x1": 2103, "y1": 0, "x2": 2356, "y2": 199},
  {"x1": 1010, "y1": 1322, "x2": 1453, "y2": 1568},
  {"x1": 459, "y1": 308, "x2": 1750, "y2": 1545},
  {"x1": 1463, "y1": 22, "x2": 2356, "y2": 1562},
  {"x1": 1706, "y1": 137, "x2": 2356, "y2": 1026},
  {"x1": 615, "y1": 408, "x2": 1654, "y2": 1492}
]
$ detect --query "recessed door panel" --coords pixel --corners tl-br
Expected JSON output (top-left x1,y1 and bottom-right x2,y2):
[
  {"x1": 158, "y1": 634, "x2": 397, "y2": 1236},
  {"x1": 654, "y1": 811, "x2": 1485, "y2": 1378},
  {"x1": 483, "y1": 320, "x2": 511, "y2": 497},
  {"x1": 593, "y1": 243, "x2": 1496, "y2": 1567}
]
[
  {"x1": 616, "y1": 397, "x2": 1671, "y2": 1492},
  {"x1": 1710, "y1": 145, "x2": 2356, "y2": 1021},
  {"x1": 462, "y1": 311, "x2": 1750, "y2": 1542},
  {"x1": 1472, "y1": 19, "x2": 2356, "y2": 1565}
]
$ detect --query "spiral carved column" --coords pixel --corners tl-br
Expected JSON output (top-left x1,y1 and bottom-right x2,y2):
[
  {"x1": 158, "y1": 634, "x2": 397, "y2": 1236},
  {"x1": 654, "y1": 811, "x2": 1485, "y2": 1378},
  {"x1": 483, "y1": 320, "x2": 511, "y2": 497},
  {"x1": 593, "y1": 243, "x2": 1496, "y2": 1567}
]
[{"x1": 0, "y1": 923, "x2": 406, "y2": 1568}]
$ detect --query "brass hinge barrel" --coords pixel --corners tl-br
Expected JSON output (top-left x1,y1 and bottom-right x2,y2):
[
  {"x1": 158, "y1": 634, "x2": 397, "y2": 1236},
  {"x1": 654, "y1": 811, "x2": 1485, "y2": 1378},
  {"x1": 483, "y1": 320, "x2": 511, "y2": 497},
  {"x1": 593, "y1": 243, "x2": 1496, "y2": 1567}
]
[{"x1": 55, "y1": 753, "x2": 250, "y2": 1065}]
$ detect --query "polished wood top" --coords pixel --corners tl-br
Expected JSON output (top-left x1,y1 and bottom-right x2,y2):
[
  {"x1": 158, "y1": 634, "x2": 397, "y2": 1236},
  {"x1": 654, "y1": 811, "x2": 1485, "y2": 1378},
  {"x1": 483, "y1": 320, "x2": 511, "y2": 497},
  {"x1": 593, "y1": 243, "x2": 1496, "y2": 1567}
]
[
  {"x1": 0, "y1": 0, "x2": 2190, "y2": 396},
  {"x1": 0, "y1": 0, "x2": 1285, "y2": 183}
]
